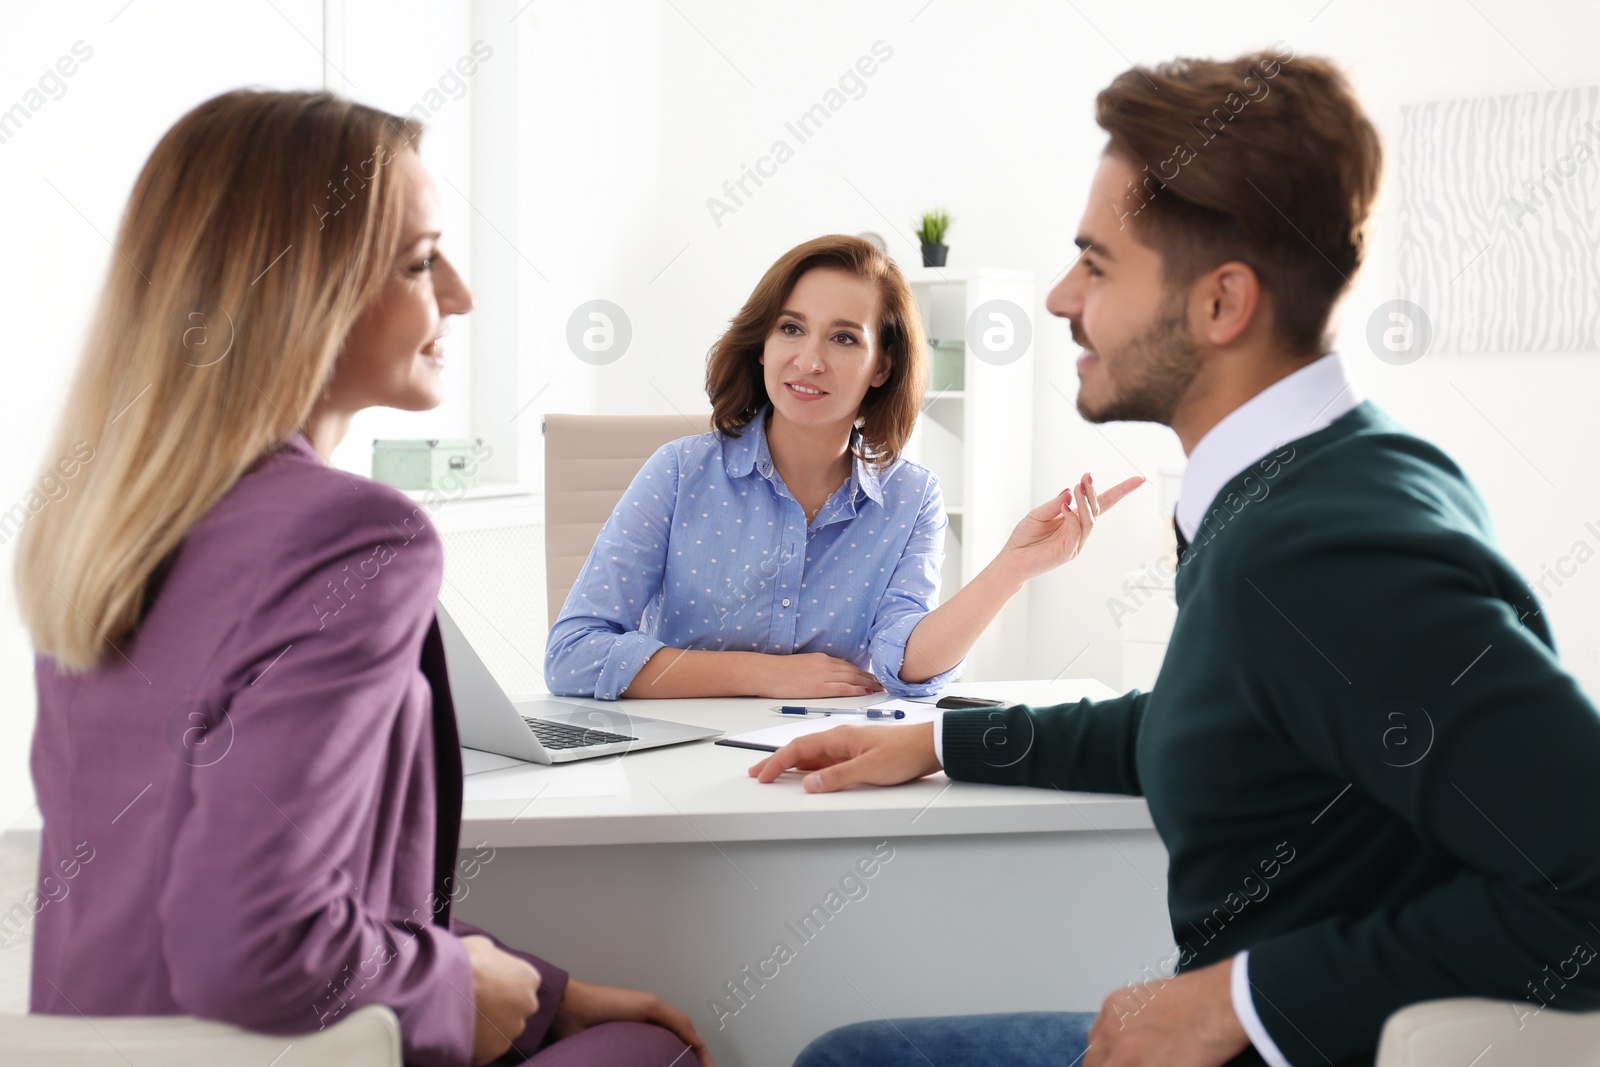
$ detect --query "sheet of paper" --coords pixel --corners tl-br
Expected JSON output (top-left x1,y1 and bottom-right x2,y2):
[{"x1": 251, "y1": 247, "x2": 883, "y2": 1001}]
[
  {"x1": 462, "y1": 757, "x2": 633, "y2": 801},
  {"x1": 461, "y1": 748, "x2": 525, "y2": 775},
  {"x1": 720, "y1": 699, "x2": 939, "y2": 750}
]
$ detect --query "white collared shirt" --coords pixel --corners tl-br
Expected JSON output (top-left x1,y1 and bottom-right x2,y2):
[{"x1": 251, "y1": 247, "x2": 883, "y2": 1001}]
[{"x1": 1177, "y1": 351, "x2": 1363, "y2": 543}]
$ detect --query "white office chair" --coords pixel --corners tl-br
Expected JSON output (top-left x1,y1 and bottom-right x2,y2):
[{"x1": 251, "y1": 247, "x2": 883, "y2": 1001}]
[
  {"x1": 542, "y1": 411, "x2": 712, "y2": 627},
  {"x1": 0, "y1": 1003, "x2": 402, "y2": 1066},
  {"x1": 1376, "y1": 997, "x2": 1600, "y2": 1066}
]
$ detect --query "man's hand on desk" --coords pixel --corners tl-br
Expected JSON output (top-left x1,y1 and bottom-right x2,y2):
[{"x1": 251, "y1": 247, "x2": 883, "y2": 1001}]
[
  {"x1": 1084, "y1": 957, "x2": 1249, "y2": 1067},
  {"x1": 551, "y1": 978, "x2": 713, "y2": 1066},
  {"x1": 747, "y1": 722, "x2": 942, "y2": 792}
]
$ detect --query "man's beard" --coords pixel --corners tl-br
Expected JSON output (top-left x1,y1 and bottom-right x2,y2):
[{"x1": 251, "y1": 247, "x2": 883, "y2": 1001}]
[{"x1": 1075, "y1": 290, "x2": 1199, "y2": 426}]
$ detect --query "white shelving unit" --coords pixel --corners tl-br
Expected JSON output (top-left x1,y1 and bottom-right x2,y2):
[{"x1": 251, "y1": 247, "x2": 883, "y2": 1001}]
[{"x1": 903, "y1": 266, "x2": 1036, "y2": 681}]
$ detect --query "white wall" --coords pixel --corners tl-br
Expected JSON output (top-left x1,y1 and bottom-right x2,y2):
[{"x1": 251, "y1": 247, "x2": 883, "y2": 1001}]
[
  {"x1": 514, "y1": 0, "x2": 664, "y2": 480},
  {"x1": 322, "y1": 0, "x2": 479, "y2": 474},
  {"x1": 0, "y1": 0, "x2": 478, "y2": 824},
  {"x1": 5, "y1": 0, "x2": 1599, "y2": 823}
]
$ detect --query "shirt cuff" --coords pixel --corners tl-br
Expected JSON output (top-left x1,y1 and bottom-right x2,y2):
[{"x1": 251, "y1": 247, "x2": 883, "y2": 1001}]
[
  {"x1": 1231, "y1": 949, "x2": 1294, "y2": 1067},
  {"x1": 593, "y1": 630, "x2": 668, "y2": 701},
  {"x1": 933, "y1": 709, "x2": 946, "y2": 766},
  {"x1": 870, "y1": 613, "x2": 965, "y2": 698}
]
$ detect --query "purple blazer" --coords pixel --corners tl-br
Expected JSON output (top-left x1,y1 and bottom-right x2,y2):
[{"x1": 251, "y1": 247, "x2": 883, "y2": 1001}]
[{"x1": 30, "y1": 432, "x2": 568, "y2": 1067}]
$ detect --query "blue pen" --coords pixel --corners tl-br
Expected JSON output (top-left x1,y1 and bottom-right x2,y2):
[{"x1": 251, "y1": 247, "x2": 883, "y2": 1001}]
[{"x1": 773, "y1": 706, "x2": 907, "y2": 719}]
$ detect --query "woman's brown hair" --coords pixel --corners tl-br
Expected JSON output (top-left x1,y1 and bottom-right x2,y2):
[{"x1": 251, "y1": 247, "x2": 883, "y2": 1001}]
[
  {"x1": 705, "y1": 235, "x2": 927, "y2": 469},
  {"x1": 15, "y1": 90, "x2": 422, "y2": 671}
]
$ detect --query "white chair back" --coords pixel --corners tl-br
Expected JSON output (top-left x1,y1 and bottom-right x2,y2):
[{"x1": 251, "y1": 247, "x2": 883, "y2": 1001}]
[
  {"x1": 0, "y1": 1003, "x2": 402, "y2": 1066},
  {"x1": 1377, "y1": 997, "x2": 1600, "y2": 1066}
]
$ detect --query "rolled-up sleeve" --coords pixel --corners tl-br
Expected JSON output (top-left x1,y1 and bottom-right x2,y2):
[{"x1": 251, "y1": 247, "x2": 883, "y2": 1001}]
[
  {"x1": 867, "y1": 473, "x2": 964, "y2": 698},
  {"x1": 544, "y1": 445, "x2": 678, "y2": 700}
]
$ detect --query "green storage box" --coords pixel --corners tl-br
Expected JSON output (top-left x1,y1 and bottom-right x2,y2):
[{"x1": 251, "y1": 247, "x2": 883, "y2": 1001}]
[{"x1": 371, "y1": 438, "x2": 483, "y2": 491}]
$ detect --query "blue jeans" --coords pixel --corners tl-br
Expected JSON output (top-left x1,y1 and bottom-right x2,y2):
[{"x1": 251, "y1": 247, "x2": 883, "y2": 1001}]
[{"x1": 794, "y1": 1012, "x2": 1096, "y2": 1066}]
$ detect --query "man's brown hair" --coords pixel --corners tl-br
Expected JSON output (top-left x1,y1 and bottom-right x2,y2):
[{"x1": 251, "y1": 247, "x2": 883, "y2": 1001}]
[
  {"x1": 1095, "y1": 46, "x2": 1382, "y2": 355},
  {"x1": 705, "y1": 234, "x2": 927, "y2": 469}
]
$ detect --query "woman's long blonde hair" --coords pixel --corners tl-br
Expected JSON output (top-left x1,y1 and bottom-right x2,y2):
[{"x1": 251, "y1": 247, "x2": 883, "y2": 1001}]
[{"x1": 15, "y1": 90, "x2": 422, "y2": 672}]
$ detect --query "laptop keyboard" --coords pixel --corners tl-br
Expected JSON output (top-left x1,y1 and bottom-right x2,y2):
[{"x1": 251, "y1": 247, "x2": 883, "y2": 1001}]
[{"x1": 523, "y1": 717, "x2": 638, "y2": 750}]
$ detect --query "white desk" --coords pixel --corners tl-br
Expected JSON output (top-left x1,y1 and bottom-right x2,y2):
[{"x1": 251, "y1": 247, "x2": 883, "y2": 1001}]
[{"x1": 456, "y1": 680, "x2": 1174, "y2": 1067}]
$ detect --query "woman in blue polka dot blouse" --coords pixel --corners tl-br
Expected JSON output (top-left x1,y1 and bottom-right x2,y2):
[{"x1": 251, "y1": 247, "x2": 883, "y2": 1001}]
[{"x1": 545, "y1": 235, "x2": 1143, "y2": 700}]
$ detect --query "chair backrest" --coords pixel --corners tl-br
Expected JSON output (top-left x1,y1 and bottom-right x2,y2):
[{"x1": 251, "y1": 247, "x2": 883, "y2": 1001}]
[
  {"x1": 0, "y1": 1003, "x2": 401, "y2": 1067},
  {"x1": 543, "y1": 412, "x2": 712, "y2": 628},
  {"x1": 1376, "y1": 997, "x2": 1600, "y2": 1066}
]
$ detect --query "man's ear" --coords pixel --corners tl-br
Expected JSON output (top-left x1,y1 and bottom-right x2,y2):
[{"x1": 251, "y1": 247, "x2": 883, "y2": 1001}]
[{"x1": 1197, "y1": 261, "x2": 1262, "y2": 347}]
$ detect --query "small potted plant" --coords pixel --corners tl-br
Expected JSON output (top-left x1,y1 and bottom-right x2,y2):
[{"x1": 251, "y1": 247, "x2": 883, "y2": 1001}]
[{"x1": 915, "y1": 208, "x2": 951, "y2": 267}]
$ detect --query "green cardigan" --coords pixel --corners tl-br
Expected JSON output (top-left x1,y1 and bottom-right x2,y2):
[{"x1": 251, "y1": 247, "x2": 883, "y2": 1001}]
[{"x1": 943, "y1": 400, "x2": 1600, "y2": 1064}]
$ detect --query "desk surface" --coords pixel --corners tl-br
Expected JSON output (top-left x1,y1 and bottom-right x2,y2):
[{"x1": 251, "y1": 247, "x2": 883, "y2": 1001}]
[{"x1": 462, "y1": 679, "x2": 1152, "y2": 847}]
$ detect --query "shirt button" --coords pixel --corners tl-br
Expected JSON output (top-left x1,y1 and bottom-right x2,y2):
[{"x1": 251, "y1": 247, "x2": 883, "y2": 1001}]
[{"x1": 782, "y1": 598, "x2": 791, "y2": 607}]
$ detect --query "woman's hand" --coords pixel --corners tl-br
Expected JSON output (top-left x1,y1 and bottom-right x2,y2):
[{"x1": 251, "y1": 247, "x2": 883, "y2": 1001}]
[
  {"x1": 461, "y1": 934, "x2": 541, "y2": 1065},
  {"x1": 756, "y1": 652, "x2": 882, "y2": 698},
  {"x1": 624, "y1": 649, "x2": 880, "y2": 699},
  {"x1": 894, "y1": 471, "x2": 1142, "y2": 686},
  {"x1": 551, "y1": 978, "x2": 713, "y2": 1066},
  {"x1": 995, "y1": 473, "x2": 1144, "y2": 585}
]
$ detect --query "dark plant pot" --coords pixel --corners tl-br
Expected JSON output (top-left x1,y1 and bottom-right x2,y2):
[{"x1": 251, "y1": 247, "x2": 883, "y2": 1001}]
[{"x1": 921, "y1": 242, "x2": 948, "y2": 267}]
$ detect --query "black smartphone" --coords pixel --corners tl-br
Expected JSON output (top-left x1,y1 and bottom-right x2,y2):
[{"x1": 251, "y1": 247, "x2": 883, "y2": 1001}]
[{"x1": 935, "y1": 695, "x2": 1007, "y2": 709}]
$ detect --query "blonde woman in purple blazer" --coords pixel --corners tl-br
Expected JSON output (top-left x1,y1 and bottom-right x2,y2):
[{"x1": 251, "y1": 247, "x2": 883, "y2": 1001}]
[{"x1": 14, "y1": 91, "x2": 707, "y2": 1067}]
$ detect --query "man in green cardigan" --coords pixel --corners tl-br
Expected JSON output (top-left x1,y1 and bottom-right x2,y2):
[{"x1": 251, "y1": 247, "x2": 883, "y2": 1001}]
[{"x1": 751, "y1": 46, "x2": 1600, "y2": 1067}]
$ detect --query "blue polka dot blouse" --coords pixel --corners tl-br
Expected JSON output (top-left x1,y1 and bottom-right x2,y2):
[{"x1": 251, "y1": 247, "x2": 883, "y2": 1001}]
[{"x1": 544, "y1": 406, "x2": 965, "y2": 700}]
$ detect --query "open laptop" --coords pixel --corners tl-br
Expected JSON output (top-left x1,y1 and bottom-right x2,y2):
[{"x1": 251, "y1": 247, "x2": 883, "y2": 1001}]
[{"x1": 435, "y1": 602, "x2": 723, "y2": 764}]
